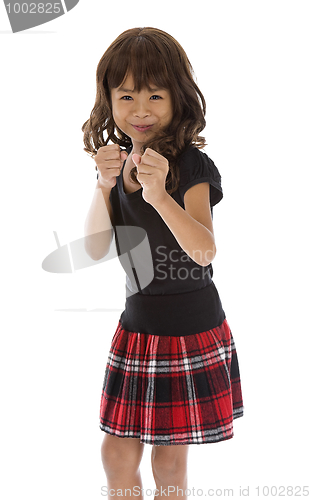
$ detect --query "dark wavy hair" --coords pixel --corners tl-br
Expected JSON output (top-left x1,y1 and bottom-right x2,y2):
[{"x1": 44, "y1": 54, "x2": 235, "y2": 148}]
[{"x1": 82, "y1": 27, "x2": 207, "y2": 194}]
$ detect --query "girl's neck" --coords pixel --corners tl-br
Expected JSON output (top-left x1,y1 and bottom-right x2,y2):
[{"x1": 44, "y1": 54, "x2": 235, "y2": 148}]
[{"x1": 130, "y1": 139, "x2": 145, "y2": 156}]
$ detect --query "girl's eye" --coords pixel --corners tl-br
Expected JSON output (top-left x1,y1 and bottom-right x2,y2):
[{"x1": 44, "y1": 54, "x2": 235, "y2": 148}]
[{"x1": 120, "y1": 94, "x2": 162, "y2": 101}]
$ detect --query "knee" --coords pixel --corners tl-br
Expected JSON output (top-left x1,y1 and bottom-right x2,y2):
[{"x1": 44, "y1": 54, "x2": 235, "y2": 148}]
[
  {"x1": 101, "y1": 436, "x2": 141, "y2": 478},
  {"x1": 151, "y1": 447, "x2": 188, "y2": 484}
]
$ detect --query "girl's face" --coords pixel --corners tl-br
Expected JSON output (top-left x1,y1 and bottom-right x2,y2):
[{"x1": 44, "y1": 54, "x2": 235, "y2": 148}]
[{"x1": 110, "y1": 73, "x2": 173, "y2": 151}]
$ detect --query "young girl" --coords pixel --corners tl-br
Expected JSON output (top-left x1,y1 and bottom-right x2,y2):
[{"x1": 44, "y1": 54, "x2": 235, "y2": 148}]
[{"x1": 82, "y1": 27, "x2": 244, "y2": 497}]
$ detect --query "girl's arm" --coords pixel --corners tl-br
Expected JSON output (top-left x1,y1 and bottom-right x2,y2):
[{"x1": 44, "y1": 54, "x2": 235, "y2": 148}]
[
  {"x1": 133, "y1": 149, "x2": 216, "y2": 267},
  {"x1": 84, "y1": 144, "x2": 127, "y2": 260},
  {"x1": 84, "y1": 180, "x2": 114, "y2": 261},
  {"x1": 152, "y1": 182, "x2": 216, "y2": 267}
]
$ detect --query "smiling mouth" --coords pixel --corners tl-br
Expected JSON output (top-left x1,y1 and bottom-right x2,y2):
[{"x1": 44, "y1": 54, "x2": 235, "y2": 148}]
[{"x1": 131, "y1": 124, "x2": 154, "y2": 132}]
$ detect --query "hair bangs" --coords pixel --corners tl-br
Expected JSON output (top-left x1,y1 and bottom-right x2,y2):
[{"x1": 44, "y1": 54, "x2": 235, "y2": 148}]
[{"x1": 106, "y1": 35, "x2": 171, "y2": 92}]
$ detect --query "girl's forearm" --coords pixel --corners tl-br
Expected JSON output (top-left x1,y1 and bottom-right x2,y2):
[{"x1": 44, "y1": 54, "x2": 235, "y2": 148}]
[
  {"x1": 152, "y1": 193, "x2": 216, "y2": 267},
  {"x1": 84, "y1": 180, "x2": 114, "y2": 260}
]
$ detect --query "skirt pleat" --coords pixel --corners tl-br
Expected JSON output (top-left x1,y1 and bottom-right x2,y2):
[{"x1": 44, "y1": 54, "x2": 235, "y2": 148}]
[{"x1": 99, "y1": 318, "x2": 244, "y2": 445}]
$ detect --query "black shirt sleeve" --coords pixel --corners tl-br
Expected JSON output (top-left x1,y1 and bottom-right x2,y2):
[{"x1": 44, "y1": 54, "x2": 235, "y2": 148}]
[{"x1": 177, "y1": 147, "x2": 223, "y2": 207}]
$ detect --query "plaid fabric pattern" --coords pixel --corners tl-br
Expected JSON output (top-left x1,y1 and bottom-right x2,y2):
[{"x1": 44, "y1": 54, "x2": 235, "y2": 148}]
[{"x1": 99, "y1": 318, "x2": 244, "y2": 445}]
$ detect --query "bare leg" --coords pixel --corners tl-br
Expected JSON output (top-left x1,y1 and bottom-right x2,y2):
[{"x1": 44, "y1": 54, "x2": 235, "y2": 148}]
[
  {"x1": 101, "y1": 434, "x2": 145, "y2": 499},
  {"x1": 151, "y1": 444, "x2": 189, "y2": 499}
]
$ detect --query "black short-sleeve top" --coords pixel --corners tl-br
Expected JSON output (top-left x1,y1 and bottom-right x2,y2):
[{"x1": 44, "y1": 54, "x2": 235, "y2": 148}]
[
  {"x1": 177, "y1": 146, "x2": 223, "y2": 208},
  {"x1": 98, "y1": 145, "x2": 226, "y2": 336}
]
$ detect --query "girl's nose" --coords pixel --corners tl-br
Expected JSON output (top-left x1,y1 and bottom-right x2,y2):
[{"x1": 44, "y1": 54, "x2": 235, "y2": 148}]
[{"x1": 133, "y1": 100, "x2": 151, "y2": 118}]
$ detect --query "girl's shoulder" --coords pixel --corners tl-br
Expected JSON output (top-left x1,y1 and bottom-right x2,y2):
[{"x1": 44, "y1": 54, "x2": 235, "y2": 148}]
[
  {"x1": 178, "y1": 146, "x2": 221, "y2": 184},
  {"x1": 177, "y1": 146, "x2": 223, "y2": 207}
]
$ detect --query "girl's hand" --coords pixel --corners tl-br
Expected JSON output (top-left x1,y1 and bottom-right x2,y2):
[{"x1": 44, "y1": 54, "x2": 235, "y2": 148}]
[
  {"x1": 132, "y1": 148, "x2": 169, "y2": 206},
  {"x1": 95, "y1": 144, "x2": 128, "y2": 191}
]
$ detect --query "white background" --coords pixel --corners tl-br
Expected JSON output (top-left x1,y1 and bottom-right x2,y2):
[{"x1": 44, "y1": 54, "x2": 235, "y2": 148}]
[{"x1": 1, "y1": 1, "x2": 310, "y2": 498}]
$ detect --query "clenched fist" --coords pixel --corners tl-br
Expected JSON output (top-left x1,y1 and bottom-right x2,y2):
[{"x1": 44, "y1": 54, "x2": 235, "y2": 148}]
[
  {"x1": 95, "y1": 144, "x2": 128, "y2": 191},
  {"x1": 132, "y1": 148, "x2": 169, "y2": 206}
]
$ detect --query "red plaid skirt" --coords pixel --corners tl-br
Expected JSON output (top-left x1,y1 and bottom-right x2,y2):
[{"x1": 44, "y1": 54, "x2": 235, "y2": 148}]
[{"x1": 99, "y1": 318, "x2": 243, "y2": 445}]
